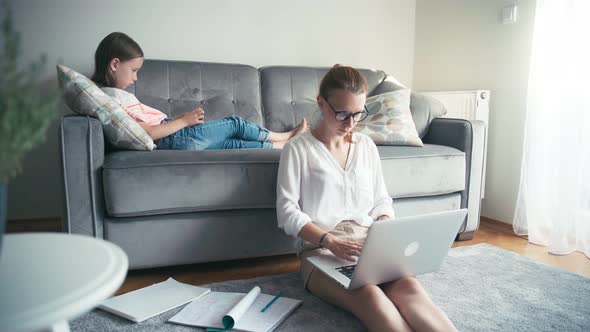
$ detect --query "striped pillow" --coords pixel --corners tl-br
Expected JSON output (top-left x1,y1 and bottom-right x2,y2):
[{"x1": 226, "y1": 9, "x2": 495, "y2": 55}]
[{"x1": 56, "y1": 64, "x2": 155, "y2": 150}]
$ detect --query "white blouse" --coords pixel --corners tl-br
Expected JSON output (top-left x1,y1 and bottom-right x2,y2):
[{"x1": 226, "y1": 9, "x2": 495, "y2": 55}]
[{"x1": 276, "y1": 131, "x2": 395, "y2": 238}]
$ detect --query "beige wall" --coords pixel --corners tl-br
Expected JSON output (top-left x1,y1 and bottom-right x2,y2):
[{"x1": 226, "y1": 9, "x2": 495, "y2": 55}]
[
  {"x1": 413, "y1": 0, "x2": 537, "y2": 223},
  {"x1": 8, "y1": 0, "x2": 416, "y2": 219}
]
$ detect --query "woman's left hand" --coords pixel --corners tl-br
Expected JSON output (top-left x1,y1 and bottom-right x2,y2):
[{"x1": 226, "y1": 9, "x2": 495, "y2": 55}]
[{"x1": 377, "y1": 215, "x2": 391, "y2": 221}]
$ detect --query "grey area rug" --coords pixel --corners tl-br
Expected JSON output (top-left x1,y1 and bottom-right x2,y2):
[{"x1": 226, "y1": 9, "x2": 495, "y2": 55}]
[{"x1": 71, "y1": 244, "x2": 590, "y2": 331}]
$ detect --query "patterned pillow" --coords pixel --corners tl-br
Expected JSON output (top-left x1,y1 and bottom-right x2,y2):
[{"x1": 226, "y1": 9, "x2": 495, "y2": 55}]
[
  {"x1": 354, "y1": 89, "x2": 423, "y2": 146},
  {"x1": 56, "y1": 64, "x2": 155, "y2": 150}
]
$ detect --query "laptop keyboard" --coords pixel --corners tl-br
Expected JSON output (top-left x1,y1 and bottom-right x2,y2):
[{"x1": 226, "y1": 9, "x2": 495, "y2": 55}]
[{"x1": 336, "y1": 264, "x2": 357, "y2": 279}]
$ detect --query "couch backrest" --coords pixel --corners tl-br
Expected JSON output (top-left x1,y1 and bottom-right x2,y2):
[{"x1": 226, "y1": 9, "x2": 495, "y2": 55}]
[
  {"x1": 128, "y1": 60, "x2": 264, "y2": 125},
  {"x1": 129, "y1": 60, "x2": 390, "y2": 131},
  {"x1": 259, "y1": 66, "x2": 387, "y2": 132}
]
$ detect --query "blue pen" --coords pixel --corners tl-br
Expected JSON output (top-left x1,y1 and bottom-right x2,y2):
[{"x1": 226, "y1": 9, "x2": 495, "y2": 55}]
[{"x1": 261, "y1": 291, "x2": 283, "y2": 312}]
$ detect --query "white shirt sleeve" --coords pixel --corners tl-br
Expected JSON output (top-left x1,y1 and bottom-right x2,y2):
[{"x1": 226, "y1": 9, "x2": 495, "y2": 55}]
[
  {"x1": 276, "y1": 142, "x2": 312, "y2": 237},
  {"x1": 367, "y1": 140, "x2": 396, "y2": 220}
]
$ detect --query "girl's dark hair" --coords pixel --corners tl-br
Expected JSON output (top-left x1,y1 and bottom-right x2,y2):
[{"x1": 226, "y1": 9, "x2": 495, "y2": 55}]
[
  {"x1": 91, "y1": 32, "x2": 144, "y2": 87},
  {"x1": 319, "y1": 64, "x2": 368, "y2": 100}
]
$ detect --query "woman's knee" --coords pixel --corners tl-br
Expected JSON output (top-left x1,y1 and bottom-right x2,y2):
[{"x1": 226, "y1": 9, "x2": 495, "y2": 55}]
[
  {"x1": 385, "y1": 277, "x2": 424, "y2": 300},
  {"x1": 355, "y1": 284, "x2": 388, "y2": 305}
]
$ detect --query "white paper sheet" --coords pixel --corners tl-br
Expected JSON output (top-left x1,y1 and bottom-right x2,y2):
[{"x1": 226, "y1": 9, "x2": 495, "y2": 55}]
[{"x1": 98, "y1": 277, "x2": 211, "y2": 322}]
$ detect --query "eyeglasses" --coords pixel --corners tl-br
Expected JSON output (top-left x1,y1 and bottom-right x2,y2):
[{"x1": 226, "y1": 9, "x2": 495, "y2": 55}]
[{"x1": 324, "y1": 98, "x2": 369, "y2": 122}]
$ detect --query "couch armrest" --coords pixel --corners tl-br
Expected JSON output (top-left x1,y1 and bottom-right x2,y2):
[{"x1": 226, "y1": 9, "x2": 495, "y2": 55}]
[
  {"x1": 423, "y1": 118, "x2": 486, "y2": 239},
  {"x1": 59, "y1": 114, "x2": 106, "y2": 238}
]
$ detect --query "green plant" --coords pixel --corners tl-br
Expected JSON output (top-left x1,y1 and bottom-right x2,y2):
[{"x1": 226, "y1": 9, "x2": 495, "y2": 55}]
[{"x1": 0, "y1": 0, "x2": 58, "y2": 181}]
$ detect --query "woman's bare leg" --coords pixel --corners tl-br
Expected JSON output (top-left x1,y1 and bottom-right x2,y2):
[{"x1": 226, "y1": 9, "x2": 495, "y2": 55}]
[
  {"x1": 307, "y1": 269, "x2": 412, "y2": 332},
  {"x1": 267, "y1": 118, "x2": 308, "y2": 142},
  {"x1": 382, "y1": 277, "x2": 457, "y2": 332}
]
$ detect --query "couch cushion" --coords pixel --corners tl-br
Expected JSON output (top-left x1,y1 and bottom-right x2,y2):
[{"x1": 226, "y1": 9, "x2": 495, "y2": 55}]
[
  {"x1": 259, "y1": 66, "x2": 387, "y2": 132},
  {"x1": 103, "y1": 149, "x2": 282, "y2": 217},
  {"x1": 127, "y1": 60, "x2": 263, "y2": 125},
  {"x1": 378, "y1": 144, "x2": 465, "y2": 198},
  {"x1": 103, "y1": 144, "x2": 465, "y2": 218}
]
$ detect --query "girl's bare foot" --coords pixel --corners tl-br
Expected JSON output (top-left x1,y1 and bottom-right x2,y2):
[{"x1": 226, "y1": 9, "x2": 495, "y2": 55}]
[
  {"x1": 292, "y1": 118, "x2": 309, "y2": 138},
  {"x1": 273, "y1": 141, "x2": 286, "y2": 149},
  {"x1": 267, "y1": 118, "x2": 310, "y2": 143}
]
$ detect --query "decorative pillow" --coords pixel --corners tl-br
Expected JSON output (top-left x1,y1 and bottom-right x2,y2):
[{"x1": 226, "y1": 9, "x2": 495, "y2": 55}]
[
  {"x1": 410, "y1": 92, "x2": 447, "y2": 138},
  {"x1": 56, "y1": 64, "x2": 155, "y2": 150},
  {"x1": 354, "y1": 89, "x2": 423, "y2": 146},
  {"x1": 369, "y1": 75, "x2": 407, "y2": 95}
]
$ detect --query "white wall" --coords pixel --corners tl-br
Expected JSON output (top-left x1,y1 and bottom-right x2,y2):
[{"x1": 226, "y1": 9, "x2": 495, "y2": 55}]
[
  {"x1": 8, "y1": 0, "x2": 416, "y2": 220},
  {"x1": 413, "y1": 0, "x2": 536, "y2": 223}
]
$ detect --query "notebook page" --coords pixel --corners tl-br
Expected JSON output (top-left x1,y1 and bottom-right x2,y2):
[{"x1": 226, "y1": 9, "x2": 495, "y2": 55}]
[
  {"x1": 234, "y1": 294, "x2": 301, "y2": 332},
  {"x1": 168, "y1": 291, "x2": 301, "y2": 332},
  {"x1": 225, "y1": 286, "x2": 261, "y2": 328},
  {"x1": 169, "y1": 292, "x2": 245, "y2": 328}
]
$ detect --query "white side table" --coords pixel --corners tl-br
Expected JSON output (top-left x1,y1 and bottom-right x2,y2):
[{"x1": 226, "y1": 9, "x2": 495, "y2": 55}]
[{"x1": 0, "y1": 233, "x2": 128, "y2": 332}]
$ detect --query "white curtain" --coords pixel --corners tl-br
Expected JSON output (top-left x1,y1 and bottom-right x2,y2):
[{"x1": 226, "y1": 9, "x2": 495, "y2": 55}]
[{"x1": 514, "y1": 0, "x2": 590, "y2": 258}]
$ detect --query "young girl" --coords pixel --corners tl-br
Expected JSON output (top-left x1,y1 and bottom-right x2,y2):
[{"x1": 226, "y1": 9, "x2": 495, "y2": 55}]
[
  {"x1": 91, "y1": 32, "x2": 307, "y2": 150},
  {"x1": 276, "y1": 65, "x2": 458, "y2": 332}
]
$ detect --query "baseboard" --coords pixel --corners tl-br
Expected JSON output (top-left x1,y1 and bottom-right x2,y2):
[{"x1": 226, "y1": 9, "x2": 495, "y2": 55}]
[
  {"x1": 480, "y1": 216, "x2": 510, "y2": 225},
  {"x1": 479, "y1": 216, "x2": 525, "y2": 238},
  {"x1": 5, "y1": 218, "x2": 63, "y2": 233}
]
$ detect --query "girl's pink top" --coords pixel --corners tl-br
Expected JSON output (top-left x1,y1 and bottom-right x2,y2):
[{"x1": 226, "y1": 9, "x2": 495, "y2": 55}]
[{"x1": 102, "y1": 87, "x2": 167, "y2": 126}]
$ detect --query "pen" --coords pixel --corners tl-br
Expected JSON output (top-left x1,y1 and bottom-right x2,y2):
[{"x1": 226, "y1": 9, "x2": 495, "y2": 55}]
[{"x1": 261, "y1": 291, "x2": 283, "y2": 312}]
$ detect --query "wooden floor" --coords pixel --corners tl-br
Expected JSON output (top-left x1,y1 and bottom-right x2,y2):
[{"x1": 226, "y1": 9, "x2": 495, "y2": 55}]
[
  {"x1": 7, "y1": 217, "x2": 590, "y2": 295},
  {"x1": 115, "y1": 218, "x2": 590, "y2": 295}
]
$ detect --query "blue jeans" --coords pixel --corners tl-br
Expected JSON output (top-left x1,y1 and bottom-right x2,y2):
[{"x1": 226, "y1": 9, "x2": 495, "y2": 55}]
[{"x1": 157, "y1": 115, "x2": 273, "y2": 150}]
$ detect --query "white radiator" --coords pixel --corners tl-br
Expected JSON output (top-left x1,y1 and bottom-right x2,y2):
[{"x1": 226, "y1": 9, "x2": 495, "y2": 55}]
[{"x1": 420, "y1": 90, "x2": 490, "y2": 199}]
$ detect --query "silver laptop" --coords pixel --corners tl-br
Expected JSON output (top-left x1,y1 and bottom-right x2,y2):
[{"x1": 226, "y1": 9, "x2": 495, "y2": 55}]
[{"x1": 307, "y1": 209, "x2": 467, "y2": 290}]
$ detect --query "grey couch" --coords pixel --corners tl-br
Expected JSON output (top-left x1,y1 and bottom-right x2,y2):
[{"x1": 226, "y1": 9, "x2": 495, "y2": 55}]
[{"x1": 60, "y1": 60, "x2": 485, "y2": 270}]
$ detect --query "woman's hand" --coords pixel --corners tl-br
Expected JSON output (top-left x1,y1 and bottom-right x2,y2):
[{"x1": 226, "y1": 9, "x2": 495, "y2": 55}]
[
  {"x1": 323, "y1": 234, "x2": 363, "y2": 262},
  {"x1": 180, "y1": 108, "x2": 205, "y2": 127}
]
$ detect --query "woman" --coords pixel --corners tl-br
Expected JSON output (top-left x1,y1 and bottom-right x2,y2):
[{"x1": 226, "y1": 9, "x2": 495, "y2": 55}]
[{"x1": 276, "y1": 65, "x2": 457, "y2": 331}]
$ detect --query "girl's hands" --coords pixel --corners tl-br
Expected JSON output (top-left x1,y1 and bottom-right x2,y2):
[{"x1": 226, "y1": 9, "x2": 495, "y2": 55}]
[
  {"x1": 180, "y1": 108, "x2": 205, "y2": 127},
  {"x1": 323, "y1": 234, "x2": 363, "y2": 262}
]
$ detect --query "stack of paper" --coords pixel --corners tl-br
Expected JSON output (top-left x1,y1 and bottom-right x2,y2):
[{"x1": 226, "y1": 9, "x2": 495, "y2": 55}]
[{"x1": 98, "y1": 278, "x2": 211, "y2": 322}]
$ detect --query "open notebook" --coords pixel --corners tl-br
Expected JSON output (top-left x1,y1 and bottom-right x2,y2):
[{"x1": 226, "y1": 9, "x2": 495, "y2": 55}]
[{"x1": 168, "y1": 286, "x2": 301, "y2": 332}]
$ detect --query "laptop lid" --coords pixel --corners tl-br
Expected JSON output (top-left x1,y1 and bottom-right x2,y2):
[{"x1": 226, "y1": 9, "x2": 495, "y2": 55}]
[{"x1": 347, "y1": 209, "x2": 467, "y2": 289}]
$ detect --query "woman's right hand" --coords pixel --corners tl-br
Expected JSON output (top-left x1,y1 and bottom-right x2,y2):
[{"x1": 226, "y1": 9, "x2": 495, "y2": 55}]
[
  {"x1": 180, "y1": 108, "x2": 205, "y2": 127},
  {"x1": 323, "y1": 234, "x2": 363, "y2": 262}
]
